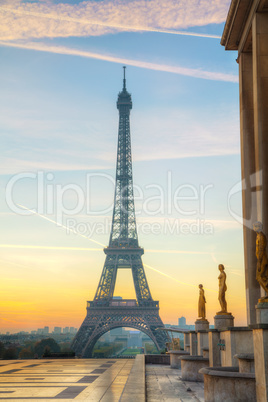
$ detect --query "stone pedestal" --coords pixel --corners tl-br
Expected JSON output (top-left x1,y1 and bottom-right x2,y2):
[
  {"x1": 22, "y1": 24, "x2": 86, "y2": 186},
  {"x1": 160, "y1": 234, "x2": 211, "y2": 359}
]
[
  {"x1": 195, "y1": 319, "x2": 209, "y2": 331},
  {"x1": 234, "y1": 353, "x2": 255, "y2": 373},
  {"x1": 256, "y1": 302, "x2": 268, "y2": 324},
  {"x1": 252, "y1": 325, "x2": 268, "y2": 402},
  {"x1": 180, "y1": 355, "x2": 209, "y2": 382},
  {"x1": 220, "y1": 327, "x2": 254, "y2": 367},
  {"x1": 214, "y1": 314, "x2": 234, "y2": 330},
  {"x1": 167, "y1": 350, "x2": 189, "y2": 369},
  {"x1": 200, "y1": 367, "x2": 256, "y2": 402}
]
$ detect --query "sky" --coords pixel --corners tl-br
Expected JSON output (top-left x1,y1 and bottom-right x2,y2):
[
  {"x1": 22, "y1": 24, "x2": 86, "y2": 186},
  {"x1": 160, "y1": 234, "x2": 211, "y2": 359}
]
[{"x1": 0, "y1": 0, "x2": 248, "y2": 333}]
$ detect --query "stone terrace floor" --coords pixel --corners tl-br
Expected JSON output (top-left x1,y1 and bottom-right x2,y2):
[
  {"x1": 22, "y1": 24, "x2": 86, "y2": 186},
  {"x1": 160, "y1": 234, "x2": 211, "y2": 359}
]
[
  {"x1": 0, "y1": 359, "x2": 205, "y2": 401},
  {"x1": 146, "y1": 364, "x2": 204, "y2": 402},
  {"x1": 0, "y1": 359, "x2": 134, "y2": 401}
]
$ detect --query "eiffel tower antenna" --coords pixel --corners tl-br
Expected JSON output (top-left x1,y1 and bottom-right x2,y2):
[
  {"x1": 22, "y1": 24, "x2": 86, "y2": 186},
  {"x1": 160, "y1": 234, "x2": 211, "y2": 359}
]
[
  {"x1": 123, "y1": 65, "x2": 126, "y2": 90},
  {"x1": 72, "y1": 68, "x2": 168, "y2": 357}
]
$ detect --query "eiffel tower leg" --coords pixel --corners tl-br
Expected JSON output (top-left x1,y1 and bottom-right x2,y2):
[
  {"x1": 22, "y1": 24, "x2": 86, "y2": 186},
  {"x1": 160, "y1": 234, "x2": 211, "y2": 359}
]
[
  {"x1": 94, "y1": 255, "x2": 117, "y2": 303},
  {"x1": 131, "y1": 254, "x2": 152, "y2": 304},
  {"x1": 72, "y1": 306, "x2": 169, "y2": 357}
]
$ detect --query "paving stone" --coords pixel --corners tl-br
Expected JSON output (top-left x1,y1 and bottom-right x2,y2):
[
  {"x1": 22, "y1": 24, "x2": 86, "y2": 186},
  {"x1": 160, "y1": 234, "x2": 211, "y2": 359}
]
[
  {"x1": 0, "y1": 358, "x2": 134, "y2": 401},
  {"x1": 146, "y1": 364, "x2": 204, "y2": 401}
]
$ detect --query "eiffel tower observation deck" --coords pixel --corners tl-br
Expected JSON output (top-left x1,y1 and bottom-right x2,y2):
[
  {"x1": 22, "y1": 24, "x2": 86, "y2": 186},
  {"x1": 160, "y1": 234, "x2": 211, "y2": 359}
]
[{"x1": 72, "y1": 68, "x2": 168, "y2": 357}]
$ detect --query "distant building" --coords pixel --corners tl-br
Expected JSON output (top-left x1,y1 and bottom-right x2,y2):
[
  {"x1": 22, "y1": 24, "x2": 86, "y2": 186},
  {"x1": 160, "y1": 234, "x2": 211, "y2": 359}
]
[
  {"x1": 31, "y1": 330, "x2": 37, "y2": 335},
  {"x1": 53, "y1": 327, "x2": 62, "y2": 334},
  {"x1": 127, "y1": 331, "x2": 142, "y2": 348},
  {"x1": 63, "y1": 327, "x2": 69, "y2": 334},
  {"x1": 111, "y1": 327, "x2": 123, "y2": 336},
  {"x1": 69, "y1": 327, "x2": 77, "y2": 334},
  {"x1": 178, "y1": 317, "x2": 186, "y2": 327},
  {"x1": 43, "y1": 326, "x2": 49, "y2": 334}
]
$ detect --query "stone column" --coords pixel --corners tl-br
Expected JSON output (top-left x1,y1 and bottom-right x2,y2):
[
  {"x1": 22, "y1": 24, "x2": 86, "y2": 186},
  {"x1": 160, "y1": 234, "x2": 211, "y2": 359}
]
[
  {"x1": 253, "y1": 326, "x2": 268, "y2": 402},
  {"x1": 252, "y1": 15, "x2": 268, "y2": 288},
  {"x1": 197, "y1": 331, "x2": 209, "y2": 356},
  {"x1": 239, "y1": 51, "x2": 260, "y2": 324},
  {"x1": 208, "y1": 330, "x2": 221, "y2": 367},
  {"x1": 189, "y1": 331, "x2": 197, "y2": 356},
  {"x1": 184, "y1": 332, "x2": 190, "y2": 353}
]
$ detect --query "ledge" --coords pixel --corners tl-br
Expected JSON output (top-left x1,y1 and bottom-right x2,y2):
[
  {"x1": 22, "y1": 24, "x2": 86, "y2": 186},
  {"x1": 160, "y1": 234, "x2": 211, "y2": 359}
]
[
  {"x1": 221, "y1": 326, "x2": 250, "y2": 332},
  {"x1": 199, "y1": 366, "x2": 255, "y2": 379},
  {"x1": 249, "y1": 324, "x2": 268, "y2": 330},
  {"x1": 120, "y1": 354, "x2": 145, "y2": 402},
  {"x1": 234, "y1": 353, "x2": 254, "y2": 360},
  {"x1": 145, "y1": 354, "x2": 170, "y2": 365},
  {"x1": 179, "y1": 355, "x2": 209, "y2": 362}
]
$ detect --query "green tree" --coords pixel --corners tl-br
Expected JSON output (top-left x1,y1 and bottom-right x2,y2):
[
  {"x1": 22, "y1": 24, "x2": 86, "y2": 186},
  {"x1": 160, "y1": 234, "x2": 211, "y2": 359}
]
[
  {"x1": 34, "y1": 338, "x2": 60, "y2": 357},
  {"x1": 0, "y1": 342, "x2": 5, "y2": 358},
  {"x1": 60, "y1": 342, "x2": 73, "y2": 353},
  {"x1": 19, "y1": 347, "x2": 34, "y2": 359},
  {"x1": 3, "y1": 347, "x2": 18, "y2": 360}
]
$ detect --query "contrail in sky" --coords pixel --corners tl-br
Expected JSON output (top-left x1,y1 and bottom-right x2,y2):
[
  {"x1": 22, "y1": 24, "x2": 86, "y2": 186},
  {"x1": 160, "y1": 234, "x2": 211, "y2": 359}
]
[
  {"x1": 9, "y1": 204, "x2": 217, "y2": 290},
  {"x1": 0, "y1": 40, "x2": 238, "y2": 83},
  {"x1": 0, "y1": 244, "x2": 102, "y2": 252},
  {"x1": 0, "y1": 6, "x2": 221, "y2": 39},
  {"x1": 0, "y1": 243, "x2": 212, "y2": 256},
  {"x1": 143, "y1": 263, "x2": 217, "y2": 293},
  {"x1": 146, "y1": 249, "x2": 212, "y2": 255},
  {"x1": 17, "y1": 204, "x2": 105, "y2": 247}
]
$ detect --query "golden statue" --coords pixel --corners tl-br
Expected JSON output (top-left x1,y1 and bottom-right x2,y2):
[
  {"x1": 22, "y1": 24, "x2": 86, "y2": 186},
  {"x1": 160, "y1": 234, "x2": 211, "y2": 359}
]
[
  {"x1": 171, "y1": 338, "x2": 180, "y2": 350},
  {"x1": 254, "y1": 222, "x2": 268, "y2": 301},
  {"x1": 198, "y1": 284, "x2": 206, "y2": 319},
  {"x1": 216, "y1": 264, "x2": 229, "y2": 315}
]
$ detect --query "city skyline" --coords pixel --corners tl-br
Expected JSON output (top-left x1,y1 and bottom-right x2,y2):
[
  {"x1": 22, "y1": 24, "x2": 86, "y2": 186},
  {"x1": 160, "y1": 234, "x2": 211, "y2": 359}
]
[{"x1": 0, "y1": 0, "x2": 247, "y2": 333}]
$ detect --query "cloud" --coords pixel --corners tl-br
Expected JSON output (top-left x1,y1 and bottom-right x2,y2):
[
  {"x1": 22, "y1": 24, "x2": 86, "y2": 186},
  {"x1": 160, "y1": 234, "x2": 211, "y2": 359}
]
[
  {"x1": 0, "y1": 39, "x2": 238, "y2": 83},
  {"x1": 1, "y1": 103, "x2": 239, "y2": 175},
  {"x1": 1, "y1": 156, "x2": 109, "y2": 175},
  {"x1": 136, "y1": 216, "x2": 240, "y2": 230},
  {"x1": 0, "y1": 0, "x2": 229, "y2": 41},
  {"x1": 132, "y1": 108, "x2": 240, "y2": 161},
  {"x1": 0, "y1": 244, "x2": 102, "y2": 251}
]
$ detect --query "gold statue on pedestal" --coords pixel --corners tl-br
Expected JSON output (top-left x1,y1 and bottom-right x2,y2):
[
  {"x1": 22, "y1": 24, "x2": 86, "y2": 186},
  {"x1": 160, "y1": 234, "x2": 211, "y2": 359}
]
[
  {"x1": 171, "y1": 338, "x2": 180, "y2": 350},
  {"x1": 254, "y1": 222, "x2": 268, "y2": 302},
  {"x1": 197, "y1": 284, "x2": 206, "y2": 320},
  {"x1": 216, "y1": 264, "x2": 231, "y2": 315}
]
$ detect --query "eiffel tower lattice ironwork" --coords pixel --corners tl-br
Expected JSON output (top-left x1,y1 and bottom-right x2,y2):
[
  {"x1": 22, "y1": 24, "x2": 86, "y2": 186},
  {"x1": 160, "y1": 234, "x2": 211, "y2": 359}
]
[{"x1": 72, "y1": 68, "x2": 168, "y2": 357}]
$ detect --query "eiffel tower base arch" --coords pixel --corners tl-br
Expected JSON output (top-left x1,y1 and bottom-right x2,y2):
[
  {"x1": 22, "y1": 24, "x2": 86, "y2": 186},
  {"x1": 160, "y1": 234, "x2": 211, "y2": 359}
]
[{"x1": 72, "y1": 301, "x2": 168, "y2": 357}]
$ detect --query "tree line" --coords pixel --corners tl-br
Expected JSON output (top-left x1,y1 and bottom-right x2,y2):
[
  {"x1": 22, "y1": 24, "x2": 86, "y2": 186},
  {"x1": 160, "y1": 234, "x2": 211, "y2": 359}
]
[{"x1": 0, "y1": 338, "x2": 73, "y2": 359}]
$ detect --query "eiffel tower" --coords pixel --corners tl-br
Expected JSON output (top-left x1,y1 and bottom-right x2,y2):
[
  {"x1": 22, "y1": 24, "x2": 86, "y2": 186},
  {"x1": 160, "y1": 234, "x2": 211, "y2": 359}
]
[{"x1": 72, "y1": 68, "x2": 168, "y2": 357}]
